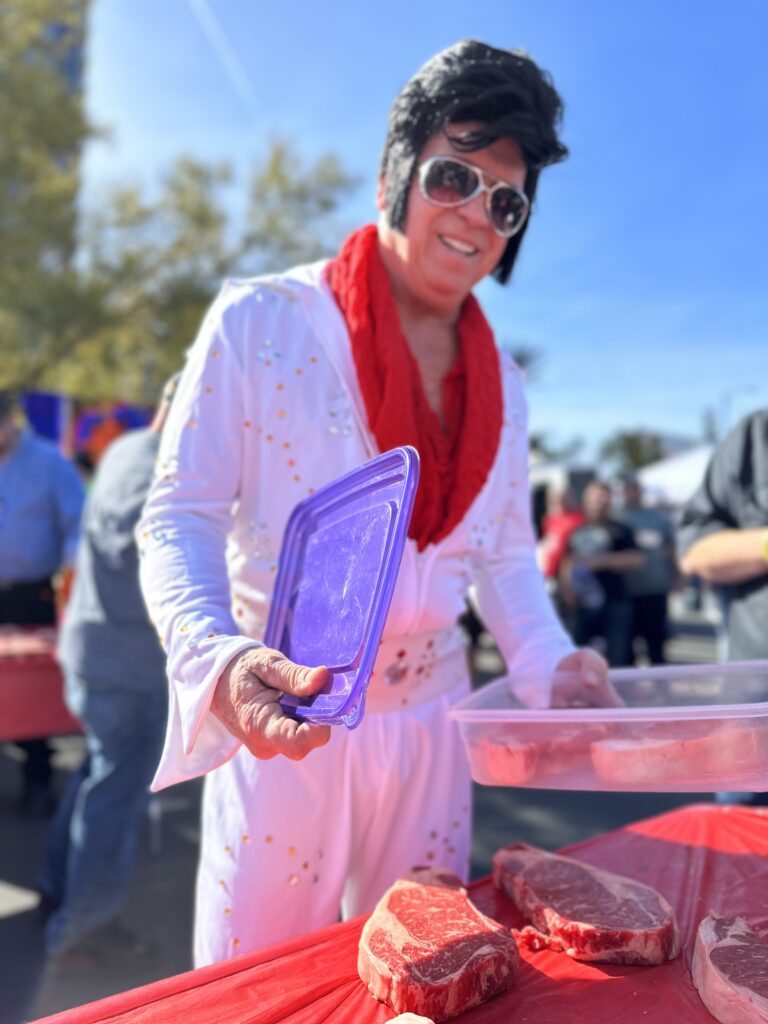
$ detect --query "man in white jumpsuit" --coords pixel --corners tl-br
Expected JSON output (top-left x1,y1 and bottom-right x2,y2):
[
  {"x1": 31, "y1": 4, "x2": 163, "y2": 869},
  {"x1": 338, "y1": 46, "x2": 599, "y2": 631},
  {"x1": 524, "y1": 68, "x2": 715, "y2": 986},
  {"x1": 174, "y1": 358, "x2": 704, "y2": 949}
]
[{"x1": 139, "y1": 39, "x2": 616, "y2": 965}]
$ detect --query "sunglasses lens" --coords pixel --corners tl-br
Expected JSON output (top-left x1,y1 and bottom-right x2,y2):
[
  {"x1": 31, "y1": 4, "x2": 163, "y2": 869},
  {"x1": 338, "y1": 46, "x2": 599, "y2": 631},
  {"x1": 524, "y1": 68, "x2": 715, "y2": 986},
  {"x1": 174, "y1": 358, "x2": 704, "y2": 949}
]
[
  {"x1": 423, "y1": 159, "x2": 479, "y2": 205},
  {"x1": 490, "y1": 188, "x2": 529, "y2": 237},
  {"x1": 420, "y1": 157, "x2": 529, "y2": 237}
]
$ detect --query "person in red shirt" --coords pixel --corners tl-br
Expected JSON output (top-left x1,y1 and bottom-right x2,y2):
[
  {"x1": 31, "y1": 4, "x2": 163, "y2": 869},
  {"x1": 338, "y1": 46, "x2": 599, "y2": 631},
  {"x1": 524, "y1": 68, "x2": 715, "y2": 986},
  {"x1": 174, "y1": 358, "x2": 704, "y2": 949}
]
[{"x1": 540, "y1": 486, "x2": 585, "y2": 581}]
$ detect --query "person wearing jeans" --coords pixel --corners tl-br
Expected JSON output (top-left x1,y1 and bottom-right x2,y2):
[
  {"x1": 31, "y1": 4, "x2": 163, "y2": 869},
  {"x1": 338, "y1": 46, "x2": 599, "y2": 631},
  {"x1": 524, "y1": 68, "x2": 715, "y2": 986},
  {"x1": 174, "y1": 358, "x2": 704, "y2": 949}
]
[
  {"x1": 38, "y1": 376, "x2": 178, "y2": 965},
  {"x1": 39, "y1": 682, "x2": 166, "y2": 959},
  {"x1": 617, "y1": 477, "x2": 677, "y2": 665}
]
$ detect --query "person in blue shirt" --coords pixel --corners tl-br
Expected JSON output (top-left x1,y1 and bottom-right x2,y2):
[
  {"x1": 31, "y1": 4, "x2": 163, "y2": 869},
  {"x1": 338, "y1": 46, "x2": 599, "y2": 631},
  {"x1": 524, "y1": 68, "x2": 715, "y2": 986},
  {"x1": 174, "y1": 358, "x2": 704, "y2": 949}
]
[{"x1": 0, "y1": 391, "x2": 85, "y2": 815}]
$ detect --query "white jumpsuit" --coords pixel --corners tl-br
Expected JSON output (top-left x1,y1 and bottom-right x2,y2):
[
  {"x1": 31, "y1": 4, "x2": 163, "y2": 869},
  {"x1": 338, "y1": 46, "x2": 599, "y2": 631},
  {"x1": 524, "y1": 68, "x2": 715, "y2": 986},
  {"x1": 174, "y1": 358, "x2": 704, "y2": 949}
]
[{"x1": 138, "y1": 261, "x2": 574, "y2": 965}]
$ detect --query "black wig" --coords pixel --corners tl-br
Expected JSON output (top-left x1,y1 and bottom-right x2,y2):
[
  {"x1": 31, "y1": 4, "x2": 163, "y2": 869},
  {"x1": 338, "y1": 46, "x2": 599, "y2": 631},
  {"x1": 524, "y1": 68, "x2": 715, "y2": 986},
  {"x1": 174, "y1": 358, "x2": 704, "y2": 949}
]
[{"x1": 381, "y1": 39, "x2": 568, "y2": 284}]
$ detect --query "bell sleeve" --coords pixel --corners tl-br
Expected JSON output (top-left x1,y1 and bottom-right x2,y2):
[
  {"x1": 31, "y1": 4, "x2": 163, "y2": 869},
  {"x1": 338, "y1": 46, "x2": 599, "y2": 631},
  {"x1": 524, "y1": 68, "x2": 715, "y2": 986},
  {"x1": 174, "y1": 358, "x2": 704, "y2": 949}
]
[
  {"x1": 470, "y1": 363, "x2": 574, "y2": 707},
  {"x1": 138, "y1": 282, "x2": 263, "y2": 789}
]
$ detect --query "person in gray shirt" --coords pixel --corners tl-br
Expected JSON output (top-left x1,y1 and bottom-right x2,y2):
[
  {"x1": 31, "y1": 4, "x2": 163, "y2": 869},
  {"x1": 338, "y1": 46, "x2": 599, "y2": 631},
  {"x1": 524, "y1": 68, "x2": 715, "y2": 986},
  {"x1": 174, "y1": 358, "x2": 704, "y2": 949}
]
[
  {"x1": 38, "y1": 374, "x2": 179, "y2": 967},
  {"x1": 617, "y1": 477, "x2": 677, "y2": 664},
  {"x1": 678, "y1": 409, "x2": 768, "y2": 807}
]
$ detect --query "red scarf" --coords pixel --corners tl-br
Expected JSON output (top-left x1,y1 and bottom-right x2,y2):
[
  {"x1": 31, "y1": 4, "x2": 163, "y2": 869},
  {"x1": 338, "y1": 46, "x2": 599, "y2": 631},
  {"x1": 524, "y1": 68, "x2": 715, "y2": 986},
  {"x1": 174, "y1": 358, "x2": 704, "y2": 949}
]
[{"x1": 326, "y1": 225, "x2": 503, "y2": 551}]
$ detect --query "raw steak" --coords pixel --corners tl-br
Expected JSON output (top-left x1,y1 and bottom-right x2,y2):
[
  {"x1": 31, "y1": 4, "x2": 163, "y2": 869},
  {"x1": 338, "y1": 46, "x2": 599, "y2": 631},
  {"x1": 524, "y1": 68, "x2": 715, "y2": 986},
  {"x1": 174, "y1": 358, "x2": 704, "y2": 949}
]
[
  {"x1": 493, "y1": 842, "x2": 680, "y2": 965},
  {"x1": 466, "y1": 731, "x2": 538, "y2": 785},
  {"x1": 358, "y1": 866, "x2": 519, "y2": 1022},
  {"x1": 467, "y1": 725, "x2": 611, "y2": 788},
  {"x1": 692, "y1": 914, "x2": 768, "y2": 1023},
  {"x1": 591, "y1": 724, "x2": 768, "y2": 788},
  {"x1": 535, "y1": 724, "x2": 608, "y2": 779}
]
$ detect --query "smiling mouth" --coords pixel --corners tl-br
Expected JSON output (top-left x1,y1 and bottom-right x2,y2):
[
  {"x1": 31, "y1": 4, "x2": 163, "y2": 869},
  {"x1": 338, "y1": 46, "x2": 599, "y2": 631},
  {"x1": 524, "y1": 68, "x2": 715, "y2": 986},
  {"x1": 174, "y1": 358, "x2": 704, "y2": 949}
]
[{"x1": 439, "y1": 234, "x2": 478, "y2": 257}]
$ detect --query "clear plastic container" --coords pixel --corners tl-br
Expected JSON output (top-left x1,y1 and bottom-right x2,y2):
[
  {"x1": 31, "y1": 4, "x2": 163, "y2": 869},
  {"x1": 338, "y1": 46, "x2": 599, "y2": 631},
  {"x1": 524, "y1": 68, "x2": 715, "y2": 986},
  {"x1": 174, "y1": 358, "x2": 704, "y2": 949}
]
[{"x1": 448, "y1": 661, "x2": 768, "y2": 792}]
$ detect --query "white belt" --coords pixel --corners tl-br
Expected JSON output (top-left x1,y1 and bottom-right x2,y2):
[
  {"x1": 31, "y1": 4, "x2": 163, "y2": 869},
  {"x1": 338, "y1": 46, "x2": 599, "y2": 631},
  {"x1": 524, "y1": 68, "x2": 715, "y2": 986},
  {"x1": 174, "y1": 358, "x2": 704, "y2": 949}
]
[{"x1": 364, "y1": 626, "x2": 470, "y2": 714}]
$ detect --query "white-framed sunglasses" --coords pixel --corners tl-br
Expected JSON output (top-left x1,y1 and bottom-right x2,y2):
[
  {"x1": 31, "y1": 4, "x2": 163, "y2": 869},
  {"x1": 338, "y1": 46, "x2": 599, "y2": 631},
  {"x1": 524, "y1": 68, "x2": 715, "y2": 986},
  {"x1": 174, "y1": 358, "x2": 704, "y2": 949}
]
[{"x1": 417, "y1": 155, "x2": 530, "y2": 239}]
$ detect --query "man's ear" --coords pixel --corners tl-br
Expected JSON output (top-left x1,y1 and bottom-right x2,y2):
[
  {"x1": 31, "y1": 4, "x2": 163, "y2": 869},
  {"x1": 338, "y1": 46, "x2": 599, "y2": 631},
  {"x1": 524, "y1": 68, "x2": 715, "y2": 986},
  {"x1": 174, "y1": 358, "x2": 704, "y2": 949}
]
[{"x1": 375, "y1": 173, "x2": 387, "y2": 212}]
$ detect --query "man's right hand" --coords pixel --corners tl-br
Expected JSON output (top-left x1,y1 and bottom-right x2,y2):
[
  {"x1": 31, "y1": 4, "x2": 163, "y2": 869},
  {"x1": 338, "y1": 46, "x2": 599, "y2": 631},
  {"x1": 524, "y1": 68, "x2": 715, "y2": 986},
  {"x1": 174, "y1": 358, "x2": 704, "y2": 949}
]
[{"x1": 211, "y1": 647, "x2": 331, "y2": 761}]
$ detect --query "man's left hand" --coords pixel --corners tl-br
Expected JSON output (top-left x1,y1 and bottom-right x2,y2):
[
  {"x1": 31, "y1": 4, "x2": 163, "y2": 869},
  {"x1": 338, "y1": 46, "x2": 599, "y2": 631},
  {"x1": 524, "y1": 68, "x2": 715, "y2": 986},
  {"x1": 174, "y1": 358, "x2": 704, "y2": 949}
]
[{"x1": 551, "y1": 648, "x2": 623, "y2": 708}]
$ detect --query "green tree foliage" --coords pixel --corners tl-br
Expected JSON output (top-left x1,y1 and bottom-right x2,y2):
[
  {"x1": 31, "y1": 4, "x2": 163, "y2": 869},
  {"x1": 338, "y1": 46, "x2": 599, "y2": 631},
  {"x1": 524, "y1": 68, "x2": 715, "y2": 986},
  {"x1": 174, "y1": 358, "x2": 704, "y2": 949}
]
[
  {"x1": 0, "y1": 0, "x2": 107, "y2": 390},
  {"x1": 240, "y1": 142, "x2": 358, "y2": 272},
  {"x1": 66, "y1": 159, "x2": 237, "y2": 401},
  {"x1": 1, "y1": 0, "x2": 358, "y2": 401},
  {"x1": 57, "y1": 146, "x2": 357, "y2": 401},
  {"x1": 529, "y1": 431, "x2": 585, "y2": 462},
  {"x1": 598, "y1": 430, "x2": 666, "y2": 472}
]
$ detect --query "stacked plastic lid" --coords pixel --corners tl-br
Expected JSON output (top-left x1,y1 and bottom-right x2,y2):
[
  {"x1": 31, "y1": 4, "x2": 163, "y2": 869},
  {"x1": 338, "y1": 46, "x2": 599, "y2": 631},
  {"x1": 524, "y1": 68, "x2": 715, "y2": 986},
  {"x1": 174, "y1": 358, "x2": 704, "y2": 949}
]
[{"x1": 263, "y1": 446, "x2": 419, "y2": 729}]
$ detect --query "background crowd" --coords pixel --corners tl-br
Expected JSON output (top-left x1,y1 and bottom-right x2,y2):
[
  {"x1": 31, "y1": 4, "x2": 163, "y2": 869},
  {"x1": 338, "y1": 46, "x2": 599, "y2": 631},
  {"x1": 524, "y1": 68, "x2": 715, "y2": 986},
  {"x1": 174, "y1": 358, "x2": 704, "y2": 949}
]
[{"x1": 535, "y1": 474, "x2": 678, "y2": 668}]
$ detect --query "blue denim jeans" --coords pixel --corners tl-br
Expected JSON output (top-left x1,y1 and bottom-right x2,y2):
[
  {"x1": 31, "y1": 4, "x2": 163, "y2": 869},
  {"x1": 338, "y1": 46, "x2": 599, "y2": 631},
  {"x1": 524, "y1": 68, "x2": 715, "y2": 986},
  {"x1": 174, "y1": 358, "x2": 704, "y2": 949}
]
[
  {"x1": 39, "y1": 672, "x2": 167, "y2": 953},
  {"x1": 573, "y1": 598, "x2": 634, "y2": 667}
]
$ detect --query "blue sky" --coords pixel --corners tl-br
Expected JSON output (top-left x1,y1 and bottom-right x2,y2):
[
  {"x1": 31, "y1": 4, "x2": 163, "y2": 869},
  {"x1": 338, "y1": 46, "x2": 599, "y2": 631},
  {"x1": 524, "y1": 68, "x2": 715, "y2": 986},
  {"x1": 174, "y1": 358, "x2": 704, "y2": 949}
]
[{"x1": 81, "y1": 0, "x2": 768, "y2": 459}]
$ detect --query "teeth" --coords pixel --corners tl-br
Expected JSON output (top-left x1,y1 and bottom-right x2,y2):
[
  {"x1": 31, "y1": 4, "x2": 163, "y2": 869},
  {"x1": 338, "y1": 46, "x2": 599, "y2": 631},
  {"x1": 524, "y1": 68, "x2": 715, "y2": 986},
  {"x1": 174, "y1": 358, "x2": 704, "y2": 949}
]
[{"x1": 441, "y1": 235, "x2": 477, "y2": 255}]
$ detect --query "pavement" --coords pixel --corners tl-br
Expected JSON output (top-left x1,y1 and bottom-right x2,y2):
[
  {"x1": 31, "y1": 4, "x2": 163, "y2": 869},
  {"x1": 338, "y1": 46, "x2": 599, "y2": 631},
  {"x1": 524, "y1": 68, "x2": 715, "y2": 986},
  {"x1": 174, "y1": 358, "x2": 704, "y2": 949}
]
[{"x1": 1, "y1": 603, "x2": 719, "y2": 1023}]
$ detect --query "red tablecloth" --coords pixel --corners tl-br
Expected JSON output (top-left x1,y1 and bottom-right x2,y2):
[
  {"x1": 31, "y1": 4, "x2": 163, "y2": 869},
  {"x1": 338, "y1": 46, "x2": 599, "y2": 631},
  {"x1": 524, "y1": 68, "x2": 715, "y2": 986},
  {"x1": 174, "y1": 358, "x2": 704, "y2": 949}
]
[
  {"x1": 35, "y1": 803, "x2": 768, "y2": 1023},
  {"x1": 0, "y1": 628, "x2": 81, "y2": 741}
]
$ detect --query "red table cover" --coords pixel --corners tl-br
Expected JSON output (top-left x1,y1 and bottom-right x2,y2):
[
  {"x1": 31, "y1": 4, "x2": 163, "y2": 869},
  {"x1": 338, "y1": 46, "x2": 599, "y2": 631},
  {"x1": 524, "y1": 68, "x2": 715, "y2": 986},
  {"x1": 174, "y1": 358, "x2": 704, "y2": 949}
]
[
  {"x1": 35, "y1": 803, "x2": 768, "y2": 1024},
  {"x1": 0, "y1": 628, "x2": 81, "y2": 741}
]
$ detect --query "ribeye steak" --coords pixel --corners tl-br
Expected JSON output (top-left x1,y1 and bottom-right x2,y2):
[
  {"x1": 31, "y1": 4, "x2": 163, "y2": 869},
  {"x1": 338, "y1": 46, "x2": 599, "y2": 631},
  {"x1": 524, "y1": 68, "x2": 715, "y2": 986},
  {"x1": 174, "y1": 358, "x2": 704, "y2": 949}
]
[
  {"x1": 466, "y1": 731, "x2": 538, "y2": 785},
  {"x1": 692, "y1": 914, "x2": 768, "y2": 1023},
  {"x1": 591, "y1": 725, "x2": 768, "y2": 788},
  {"x1": 358, "y1": 866, "x2": 519, "y2": 1022},
  {"x1": 493, "y1": 842, "x2": 681, "y2": 964}
]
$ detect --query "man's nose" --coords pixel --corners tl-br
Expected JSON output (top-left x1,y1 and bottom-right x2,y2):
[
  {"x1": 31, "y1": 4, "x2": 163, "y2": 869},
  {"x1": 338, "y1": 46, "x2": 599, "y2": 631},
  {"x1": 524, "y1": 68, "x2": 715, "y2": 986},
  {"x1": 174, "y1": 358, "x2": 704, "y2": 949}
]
[{"x1": 458, "y1": 188, "x2": 490, "y2": 230}]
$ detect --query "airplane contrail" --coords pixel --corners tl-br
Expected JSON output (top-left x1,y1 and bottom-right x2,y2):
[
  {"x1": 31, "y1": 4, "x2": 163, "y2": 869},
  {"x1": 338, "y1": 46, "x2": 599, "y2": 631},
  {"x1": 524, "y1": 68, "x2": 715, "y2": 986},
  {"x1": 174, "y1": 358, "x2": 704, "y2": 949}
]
[{"x1": 186, "y1": 0, "x2": 261, "y2": 119}]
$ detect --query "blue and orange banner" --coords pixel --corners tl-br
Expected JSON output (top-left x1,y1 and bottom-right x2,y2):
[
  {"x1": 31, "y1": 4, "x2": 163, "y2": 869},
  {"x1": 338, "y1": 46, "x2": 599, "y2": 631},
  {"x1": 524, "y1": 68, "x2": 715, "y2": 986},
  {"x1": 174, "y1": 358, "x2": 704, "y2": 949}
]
[{"x1": 21, "y1": 391, "x2": 153, "y2": 464}]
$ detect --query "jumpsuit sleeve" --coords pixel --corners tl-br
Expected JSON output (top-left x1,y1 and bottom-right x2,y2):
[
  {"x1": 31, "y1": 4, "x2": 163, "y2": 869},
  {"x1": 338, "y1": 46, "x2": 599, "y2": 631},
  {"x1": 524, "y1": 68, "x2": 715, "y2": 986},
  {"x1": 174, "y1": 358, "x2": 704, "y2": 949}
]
[
  {"x1": 138, "y1": 282, "x2": 264, "y2": 790},
  {"x1": 471, "y1": 359, "x2": 574, "y2": 708}
]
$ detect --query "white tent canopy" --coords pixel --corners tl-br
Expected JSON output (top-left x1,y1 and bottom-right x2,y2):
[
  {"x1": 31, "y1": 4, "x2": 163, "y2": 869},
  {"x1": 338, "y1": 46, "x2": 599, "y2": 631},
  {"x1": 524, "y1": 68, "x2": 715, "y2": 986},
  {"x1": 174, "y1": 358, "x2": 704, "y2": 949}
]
[{"x1": 637, "y1": 445, "x2": 714, "y2": 508}]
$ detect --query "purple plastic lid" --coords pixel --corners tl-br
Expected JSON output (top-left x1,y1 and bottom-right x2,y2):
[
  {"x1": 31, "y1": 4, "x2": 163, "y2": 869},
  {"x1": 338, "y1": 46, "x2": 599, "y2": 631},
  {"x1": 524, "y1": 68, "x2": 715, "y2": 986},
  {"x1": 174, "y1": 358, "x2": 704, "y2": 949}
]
[{"x1": 263, "y1": 446, "x2": 419, "y2": 729}]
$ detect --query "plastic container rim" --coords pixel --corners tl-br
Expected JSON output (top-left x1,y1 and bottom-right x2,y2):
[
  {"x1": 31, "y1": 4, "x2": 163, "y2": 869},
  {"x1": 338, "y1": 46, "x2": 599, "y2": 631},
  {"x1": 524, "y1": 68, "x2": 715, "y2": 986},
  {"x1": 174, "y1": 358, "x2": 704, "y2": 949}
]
[{"x1": 448, "y1": 659, "x2": 768, "y2": 724}]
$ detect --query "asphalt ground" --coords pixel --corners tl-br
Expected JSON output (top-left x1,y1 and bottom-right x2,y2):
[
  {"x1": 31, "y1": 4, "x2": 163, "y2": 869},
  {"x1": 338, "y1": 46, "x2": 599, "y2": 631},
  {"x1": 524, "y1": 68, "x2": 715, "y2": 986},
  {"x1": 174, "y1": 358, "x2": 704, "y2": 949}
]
[{"x1": 1, "y1": 605, "x2": 719, "y2": 1023}]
